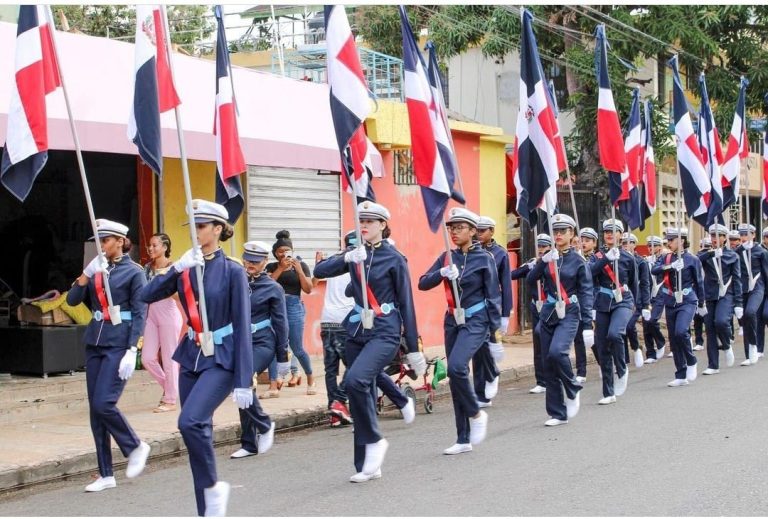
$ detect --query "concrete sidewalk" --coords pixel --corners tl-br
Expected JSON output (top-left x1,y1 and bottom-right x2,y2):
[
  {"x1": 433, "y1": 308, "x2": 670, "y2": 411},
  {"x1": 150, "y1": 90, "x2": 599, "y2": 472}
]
[{"x1": 0, "y1": 332, "x2": 564, "y2": 492}]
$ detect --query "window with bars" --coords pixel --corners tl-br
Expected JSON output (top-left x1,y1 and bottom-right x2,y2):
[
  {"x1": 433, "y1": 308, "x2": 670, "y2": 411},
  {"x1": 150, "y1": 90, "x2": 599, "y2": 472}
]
[
  {"x1": 660, "y1": 186, "x2": 689, "y2": 230},
  {"x1": 394, "y1": 149, "x2": 416, "y2": 185}
]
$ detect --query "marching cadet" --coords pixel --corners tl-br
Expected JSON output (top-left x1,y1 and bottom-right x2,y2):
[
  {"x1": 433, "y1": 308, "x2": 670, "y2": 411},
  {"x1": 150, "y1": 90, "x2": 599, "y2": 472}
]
[
  {"x1": 419, "y1": 208, "x2": 499, "y2": 454},
  {"x1": 511, "y1": 233, "x2": 552, "y2": 394},
  {"x1": 314, "y1": 201, "x2": 425, "y2": 482},
  {"x1": 66, "y1": 219, "x2": 150, "y2": 492},
  {"x1": 757, "y1": 228, "x2": 768, "y2": 357},
  {"x1": 471, "y1": 216, "x2": 512, "y2": 406},
  {"x1": 651, "y1": 227, "x2": 703, "y2": 387},
  {"x1": 736, "y1": 223, "x2": 768, "y2": 365},
  {"x1": 642, "y1": 236, "x2": 667, "y2": 363},
  {"x1": 621, "y1": 233, "x2": 651, "y2": 367},
  {"x1": 230, "y1": 241, "x2": 291, "y2": 459},
  {"x1": 141, "y1": 200, "x2": 252, "y2": 516},
  {"x1": 526, "y1": 214, "x2": 593, "y2": 426},
  {"x1": 591, "y1": 219, "x2": 638, "y2": 405},
  {"x1": 693, "y1": 237, "x2": 713, "y2": 352},
  {"x1": 699, "y1": 224, "x2": 741, "y2": 375},
  {"x1": 573, "y1": 227, "x2": 600, "y2": 381},
  {"x1": 728, "y1": 230, "x2": 743, "y2": 343}
]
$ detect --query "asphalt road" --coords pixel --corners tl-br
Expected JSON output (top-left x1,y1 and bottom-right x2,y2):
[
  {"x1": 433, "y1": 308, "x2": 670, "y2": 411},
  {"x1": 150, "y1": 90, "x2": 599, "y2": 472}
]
[{"x1": 3, "y1": 356, "x2": 768, "y2": 516}]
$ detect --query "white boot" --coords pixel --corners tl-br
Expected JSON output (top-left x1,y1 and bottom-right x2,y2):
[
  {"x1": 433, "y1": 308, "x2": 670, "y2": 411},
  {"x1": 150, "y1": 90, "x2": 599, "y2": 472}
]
[
  {"x1": 633, "y1": 349, "x2": 644, "y2": 368},
  {"x1": 725, "y1": 348, "x2": 735, "y2": 367},
  {"x1": 362, "y1": 439, "x2": 389, "y2": 475},
  {"x1": 401, "y1": 397, "x2": 415, "y2": 425},
  {"x1": 443, "y1": 443, "x2": 472, "y2": 455},
  {"x1": 750, "y1": 344, "x2": 759, "y2": 364},
  {"x1": 84, "y1": 476, "x2": 116, "y2": 492},
  {"x1": 204, "y1": 481, "x2": 231, "y2": 517},
  {"x1": 484, "y1": 376, "x2": 499, "y2": 400}
]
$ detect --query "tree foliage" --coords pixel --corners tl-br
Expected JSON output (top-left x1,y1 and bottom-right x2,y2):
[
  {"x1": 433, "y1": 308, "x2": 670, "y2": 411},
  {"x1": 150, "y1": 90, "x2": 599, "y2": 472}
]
[
  {"x1": 357, "y1": 5, "x2": 768, "y2": 197},
  {"x1": 53, "y1": 5, "x2": 214, "y2": 49}
]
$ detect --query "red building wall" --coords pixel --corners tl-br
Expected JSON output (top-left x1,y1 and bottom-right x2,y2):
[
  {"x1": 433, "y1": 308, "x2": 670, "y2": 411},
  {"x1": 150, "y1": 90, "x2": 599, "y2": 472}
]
[{"x1": 300, "y1": 132, "x2": 482, "y2": 355}]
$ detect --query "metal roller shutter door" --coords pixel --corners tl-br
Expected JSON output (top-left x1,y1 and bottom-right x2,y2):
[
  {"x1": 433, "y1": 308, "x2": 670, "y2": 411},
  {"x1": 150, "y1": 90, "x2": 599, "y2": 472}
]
[{"x1": 246, "y1": 166, "x2": 342, "y2": 270}]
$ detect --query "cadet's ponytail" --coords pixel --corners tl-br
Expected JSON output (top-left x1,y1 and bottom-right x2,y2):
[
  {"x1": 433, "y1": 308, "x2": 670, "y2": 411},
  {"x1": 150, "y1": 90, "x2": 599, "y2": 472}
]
[{"x1": 216, "y1": 222, "x2": 235, "y2": 242}]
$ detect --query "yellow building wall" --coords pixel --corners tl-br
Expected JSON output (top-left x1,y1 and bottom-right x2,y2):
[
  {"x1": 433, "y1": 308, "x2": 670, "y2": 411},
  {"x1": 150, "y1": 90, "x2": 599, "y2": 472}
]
[
  {"x1": 159, "y1": 158, "x2": 247, "y2": 260},
  {"x1": 479, "y1": 137, "x2": 512, "y2": 246}
]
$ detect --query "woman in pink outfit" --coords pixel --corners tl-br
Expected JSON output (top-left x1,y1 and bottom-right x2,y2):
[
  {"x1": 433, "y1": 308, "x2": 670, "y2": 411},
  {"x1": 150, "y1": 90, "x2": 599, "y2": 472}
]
[{"x1": 142, "y1": 233, "x2": 183, "y2": 412}]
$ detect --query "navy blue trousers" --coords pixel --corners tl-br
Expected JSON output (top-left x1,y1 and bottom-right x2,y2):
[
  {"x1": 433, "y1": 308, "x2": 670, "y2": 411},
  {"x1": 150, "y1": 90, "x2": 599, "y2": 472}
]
[
  {"x1": 705, "y1": 295, "x2": 734, "y2": 369},
  {"x1": 238, "y1": 344, "x2": 274, "y2": 453},
  {"x1": 178, "y1": 365, "x2": 235, "y2": 516},
  {"x1": 643, "y1": 298, "x2": 666, "y2": 358},
  {"x1": 345, "y1": 331, "x2": 400, "y2": 473},
  {"x1": 743, "y1": 286, "x2": 765, "y2": 355},
  {"x1": 537, "y1": 308, "x2": 581, "y2": 421},
  {"x1": 377, "y1": 372, "x2": 407, "y2": 409},
  {"x1": 665, "y1": 303, "x2": 697, "y2": 380},
  {"x1": 445, "y1": 315, "x2": 487, "y2": 444},
  {"x1": 531, "y1": 313, "x2": 546, "y2": 387},
  {"x1": 693, "y1": 313, "x2": 705, "y2": 346},
  {"x1": 595, "y1": 306, "x2": 632, "y2": 397},
  {"x1": 573, "y1": 321, "x2": 588, "y2": 378},
  {"x1": 85, "y1": 345, "x2": 141, "y2": 478},
  {"x1": 472, "y1": 340, "x2": 499, "y2": 403},
  {"x1": 322, "y1": 326, "x2": 348, "y2": 407}
]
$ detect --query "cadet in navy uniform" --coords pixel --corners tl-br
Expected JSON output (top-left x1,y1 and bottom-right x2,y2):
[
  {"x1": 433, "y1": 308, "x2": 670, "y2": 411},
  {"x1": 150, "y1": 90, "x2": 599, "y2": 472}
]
[
  {"x1": 621, "y1": 233, "x2": 651, "y2": 368},
  {"x1": 651, "y1": 227, "x2": 703, "y2": 387},
  {"x1": 576, "y1": 227, "x2": 600, "y2": 374},
  {"x1": 692, "y1": 237, "x2": 713, "y2": 351},
  {"x1": 642, "y1": 236, "x2": 667, "y2": 363},
  {"x1": 141, "y1": 200, "x2": 252, "y2": 516},
  {"x1": 699, "y1": 224, "x2": 741, "y2": 374},
  {"x1": 472, "y1": 216, "x2": 512, "y2": 407},
  {"x1": 512, "y1": 234, "x2": 552, "y2": 394},
  {"x1": 735, "y1": 223, "x2": 768, "y2": 365},
  {"x1": 314, "y1": 202, "x2": 425, "y2": 483},
  {"x1": 590, "y1": 219, "x2": 638, "y2": 404},
  {"x1": 526, "y1": 214, "x2": 593, "y2": 426},
  {"x1": 67, "y1": 219, "x2": 151, "y2": 493},
  {"x1": 229, "y1": 241, "x2": 291, "y2": 459},
  {"x1": 757, "y1": 228, "x2": 768, "y2": 357},
  {"x1": 419, "y1": 208, "x2": 498, "y2": 454}
]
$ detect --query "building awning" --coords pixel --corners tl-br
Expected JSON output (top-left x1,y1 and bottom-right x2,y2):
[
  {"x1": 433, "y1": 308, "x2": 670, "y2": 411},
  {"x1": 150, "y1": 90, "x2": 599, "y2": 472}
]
[{"x1": 0, "y1": 21, "x2": 341, "y2": 171}]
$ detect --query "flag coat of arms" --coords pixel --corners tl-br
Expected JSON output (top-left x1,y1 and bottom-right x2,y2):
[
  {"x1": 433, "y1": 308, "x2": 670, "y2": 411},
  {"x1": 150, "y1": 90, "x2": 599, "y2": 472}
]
[{"x1": 1, "y1": 5, "x2": 61, "y2": 201}]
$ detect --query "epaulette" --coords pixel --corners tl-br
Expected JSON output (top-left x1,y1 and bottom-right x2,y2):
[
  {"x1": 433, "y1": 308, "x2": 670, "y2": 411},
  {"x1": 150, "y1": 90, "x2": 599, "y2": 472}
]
[
  {"x1": 125, "y1": 259, "x2": 145, "y2": 272},
  {"x1": 226, "y1": 255, "x2": 244, "y2": 267}
]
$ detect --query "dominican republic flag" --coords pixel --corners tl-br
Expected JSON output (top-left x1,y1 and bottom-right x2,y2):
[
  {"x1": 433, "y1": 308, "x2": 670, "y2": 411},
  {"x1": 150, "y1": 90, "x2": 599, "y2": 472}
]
[
  {"x1": 696, "y1": 73, "x2": 724, "y2": 227},
  {"x1": 325, "y1": 5, "x2": 376, "y2": 202},
  {"x1": 212, "y1": 5, "x2": 245, "y2": 224},
  {"x1": 640, "y1": 100, "x2": 657, "y2": 223},
  {"x1": 669, "y1": 55, "x2": 711, "y2": 227},
  {"x1": 400, "y1": 9, "x2": 464, "y2": 232},
  {"x1": 1, "y1": 5, "x2": 61, "y2": 202},
  {"x1": 127, "y1": 5, "x2": 180, "y2": 178},
  {"x1": 546, "y1": 79, "x2": 568, "y2": 173},
  {"x1": 511, "y1": 9, "x2": 563, "y2": 227},
  {"x1": 620, "y1": 88, "x2": 643, "y2": 230},
  {"x1": 594, "y1": 24, "x2": 627, "y2": 206},
  {"x1": 721, "y1": 77, "x2": 749, "y2": 210},
  {"x1": 763, "y1": 94, "x2": 768, "y2": 219}
]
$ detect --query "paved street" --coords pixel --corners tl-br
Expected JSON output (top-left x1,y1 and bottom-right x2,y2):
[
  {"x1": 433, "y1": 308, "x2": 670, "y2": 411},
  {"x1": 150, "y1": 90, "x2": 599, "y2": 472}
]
[{"x1": 2, "y1": 357, "x2": 768, "y2": 516}]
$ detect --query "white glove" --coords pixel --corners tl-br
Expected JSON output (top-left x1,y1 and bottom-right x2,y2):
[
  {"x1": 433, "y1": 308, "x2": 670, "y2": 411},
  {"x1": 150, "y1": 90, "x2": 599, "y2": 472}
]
[
  {"x1": 118, "y1": 349, "x2": 137, "y2": 380},
  {"x1": 605, "y1": 247, "x2": 621, "y2": 261},
  {"x1": 671, "y1": 258, "x2": 684, "y2": 271},
  {"x1": 697, "y1": 305, "x2": 708, "y2": 317},
  {"x1": 582, "y1": 330, "x2": 594, "y2": 348},
  {"x1": 591, "y1": 309, "x2": 597, "y2": 320},
  {"x1": 525, "y1": 258, "x2": 537, "y2": 269},
  {"x1": 542, "y1": 249, "x2": 559, "y2": 263},
  {"x1": 489, "y1": 342, "x2": 505, "y2": 363},
  {"x1": 714, "y1": 248, "x2": 723, "y2": 258},
  {"x1": 500, "y1": 317, "x2": 510, "y2": 331},
  {"x1": 83, "y1": 255, "x2": 108, "y2": 278},
  {"x1": 276, "y1": 361, "x2": 291, "y2": 378},
  {"x1": 641, "y1": 308, "x2": 651, "y2": 321},
  {"x1": 743, "y1": 241, "x2": 754, "y2": 250},
  {"x1": 406, "y1": 352, "x2": 427, "y2": 377},
  {"x1": 734, "y1": 306, "x2": 744, "y2": 320},
  {"x1": 439, "y1": 264, "x2": 459, "y2": 280},
  {"x1": 232, "y1": 388, "x2": 253, "y2": 409},
  {"x1": 344, "y1": 246, "x2": 367, "y2": 264},
  {"x1": 174, "y1": 247, "x2": 204, "y2": 273}
]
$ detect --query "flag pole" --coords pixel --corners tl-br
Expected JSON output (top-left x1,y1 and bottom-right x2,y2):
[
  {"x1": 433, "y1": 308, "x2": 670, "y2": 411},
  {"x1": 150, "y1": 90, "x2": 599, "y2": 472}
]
[
  {"x1": 343, "y1": 151, "x2": 373, "y2": 329},
  {"x1": 161, "y1": 6, "x2": 213, "y2": 353},
  {"x1": 543, "y1": 196, "x2": 565, "y2": 318},
  {"x1": 674, "y1": 144, "x2": 684, "y2": 304},
  {"x1": 45, "y1": 7, "x2": 120, "y2": 322},
  {"x1": 744, "y1": 155, "x2": 756, "y2": 290}
]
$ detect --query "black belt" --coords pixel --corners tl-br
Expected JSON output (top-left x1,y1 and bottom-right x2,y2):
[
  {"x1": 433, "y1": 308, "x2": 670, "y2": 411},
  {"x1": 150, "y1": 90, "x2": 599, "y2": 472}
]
[{"x1": 321, "y1": 322, "x2": 344, "y2": 329}]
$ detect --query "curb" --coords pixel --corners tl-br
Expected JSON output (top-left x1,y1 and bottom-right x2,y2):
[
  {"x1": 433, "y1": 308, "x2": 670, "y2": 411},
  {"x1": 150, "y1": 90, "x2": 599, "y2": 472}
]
[{"x1": 0, "y1": 358, "x2": 550, "y2": 493}]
